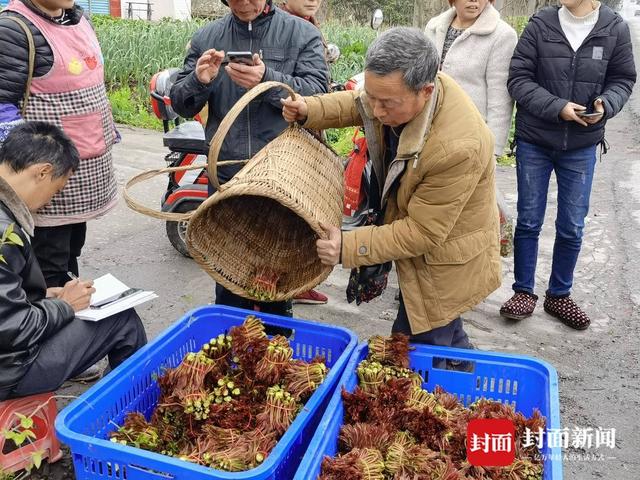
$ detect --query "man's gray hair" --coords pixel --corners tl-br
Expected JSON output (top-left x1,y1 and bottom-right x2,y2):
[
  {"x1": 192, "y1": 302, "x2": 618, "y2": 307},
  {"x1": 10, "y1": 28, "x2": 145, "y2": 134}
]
[{"x1": 365, "y1": 27, "x2": 439, "y2": 92}]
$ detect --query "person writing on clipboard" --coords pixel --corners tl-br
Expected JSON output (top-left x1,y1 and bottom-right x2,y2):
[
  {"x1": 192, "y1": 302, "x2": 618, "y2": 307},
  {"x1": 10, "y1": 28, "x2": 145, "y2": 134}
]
[{"x1": 0, "y1": 122, "x2": 147, "y2": 401}]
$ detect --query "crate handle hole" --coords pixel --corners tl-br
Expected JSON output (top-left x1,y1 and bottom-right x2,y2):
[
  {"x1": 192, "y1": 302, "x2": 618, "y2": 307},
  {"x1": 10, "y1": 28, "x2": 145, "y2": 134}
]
[
  {"x1": 431, "y1": 356, "x2": 476, "y2": 373},
  {"x1": 264, "y1": 324, "x2": 295, "y2": 340},
  {"x1": 128, "y1": 464, "x2": 175, "y2": 478}
]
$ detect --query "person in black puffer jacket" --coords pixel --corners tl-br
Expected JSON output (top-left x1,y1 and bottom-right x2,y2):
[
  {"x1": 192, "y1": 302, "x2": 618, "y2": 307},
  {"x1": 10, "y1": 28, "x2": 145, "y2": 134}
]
[
  {"x1": 170, "y1": 0, "x2": 329, "y2": 181},
  {"x1": 0, "y1": 0, "x2": 95, "y2": 142},
  {"x1": 0, "y1": 0, "x2": 86, "y2": 141},
  {"x1": 500, "y1": 1, "x2": 636, "y2": 329}
]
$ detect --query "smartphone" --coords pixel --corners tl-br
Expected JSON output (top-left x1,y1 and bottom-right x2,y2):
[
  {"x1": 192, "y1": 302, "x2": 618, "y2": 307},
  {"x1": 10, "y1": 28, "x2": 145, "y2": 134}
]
[
  {"x1": 226, "y1": 51, "x2": 254, "y2": 66},
  {"x1": 576, "y1": 111, "x2": 601, "y2": 118}
]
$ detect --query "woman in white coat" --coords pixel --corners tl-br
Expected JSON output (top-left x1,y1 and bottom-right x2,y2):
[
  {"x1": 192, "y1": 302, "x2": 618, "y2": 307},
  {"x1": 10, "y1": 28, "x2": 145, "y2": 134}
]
[{"x1": 425, "y1": 0, "x2": 517, "y2": 158}]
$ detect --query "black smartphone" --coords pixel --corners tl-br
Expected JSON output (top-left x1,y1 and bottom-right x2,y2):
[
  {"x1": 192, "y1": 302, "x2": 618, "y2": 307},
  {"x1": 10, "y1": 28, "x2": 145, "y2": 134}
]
[
  {"x1": 576, "y1": 111, "x2": 601, "y2": 118},
  {"x1": 225, "y1": 51, "x2": 254, "y2": 66}
]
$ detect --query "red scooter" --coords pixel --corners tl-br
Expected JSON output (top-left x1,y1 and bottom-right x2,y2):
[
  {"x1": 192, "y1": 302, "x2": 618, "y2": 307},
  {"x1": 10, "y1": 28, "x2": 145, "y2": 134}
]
[{"x1": 149, "y1": 68, "x2": 209, "y2": 256}]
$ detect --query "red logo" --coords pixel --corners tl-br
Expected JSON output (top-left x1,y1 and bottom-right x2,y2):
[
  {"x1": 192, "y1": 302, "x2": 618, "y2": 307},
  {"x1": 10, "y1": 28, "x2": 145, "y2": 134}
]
[{"x1": 467, "y1": 418, "x2": 516, "y2": 466}]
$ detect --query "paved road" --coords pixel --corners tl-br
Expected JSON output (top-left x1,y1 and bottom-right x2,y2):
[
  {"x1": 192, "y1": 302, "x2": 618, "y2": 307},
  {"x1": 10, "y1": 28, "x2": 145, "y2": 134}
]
[{"x1": 40, "y1": 15, "x2": 640, "y2": 479}]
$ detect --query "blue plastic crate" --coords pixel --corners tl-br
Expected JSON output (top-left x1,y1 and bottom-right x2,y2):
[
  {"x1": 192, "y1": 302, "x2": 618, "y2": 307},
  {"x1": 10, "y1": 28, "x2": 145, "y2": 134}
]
[
  {"x1": 294, "y1": 343, "x2": 562, "y2": 480},
  {"x1": 55, "y1": 305, "x2": 357, "y2": 480}
]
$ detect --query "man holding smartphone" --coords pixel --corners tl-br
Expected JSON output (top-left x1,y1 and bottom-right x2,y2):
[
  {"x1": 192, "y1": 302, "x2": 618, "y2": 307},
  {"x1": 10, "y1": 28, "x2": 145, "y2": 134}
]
[{"x1": 170, "y1": 0, "x2": 329, "y2": 317}]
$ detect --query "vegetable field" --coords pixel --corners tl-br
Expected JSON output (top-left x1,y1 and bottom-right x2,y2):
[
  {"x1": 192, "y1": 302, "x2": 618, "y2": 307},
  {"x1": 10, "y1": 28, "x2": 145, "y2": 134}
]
[{"x1": 95, "y1": 15, "x2": 526, "y2": 156}]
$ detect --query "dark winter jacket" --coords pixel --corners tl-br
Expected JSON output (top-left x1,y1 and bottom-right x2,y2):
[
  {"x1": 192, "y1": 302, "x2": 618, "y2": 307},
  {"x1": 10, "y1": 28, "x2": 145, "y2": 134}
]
[
  {"x1": 0, "y1": 176, "x2": 75, "y2": 401},
  {"x1": 507, "y1": 6, "x2": 636, "y2": 151},
  {"x1": 0, "y1": 0, "x2": 85, "y2": 108},
  {"x1": 170, "y1": 5, "x2": 329, "y2": 182}
]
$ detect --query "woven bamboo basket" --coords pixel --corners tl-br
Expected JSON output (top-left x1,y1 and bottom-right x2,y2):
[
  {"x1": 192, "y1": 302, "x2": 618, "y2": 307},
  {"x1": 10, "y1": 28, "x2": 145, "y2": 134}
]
[{"x1": 185, "y1": 81, "x2": 343, "y2": 302}]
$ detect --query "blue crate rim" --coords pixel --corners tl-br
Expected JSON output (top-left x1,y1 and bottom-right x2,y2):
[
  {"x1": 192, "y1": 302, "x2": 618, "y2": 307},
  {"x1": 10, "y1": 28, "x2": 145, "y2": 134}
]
[
  {"x1": 55, "y1": 305, "x2": 358, "y2": 480},
  {"x1": 348, "y1": 341, "x2": 560, "y2": 424}
]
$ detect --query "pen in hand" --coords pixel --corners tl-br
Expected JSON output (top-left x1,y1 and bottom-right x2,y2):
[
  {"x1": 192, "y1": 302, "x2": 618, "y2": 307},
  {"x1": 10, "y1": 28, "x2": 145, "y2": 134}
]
[
  {"x1": 67, "y1": 271, "x2": 94, "y2": 288},
  {"x1": 67, "y1": 271, "x2": 94, "y2": 286},
  {"x1": 63, "y1": 271, "x2": 95, "y2": 312}
]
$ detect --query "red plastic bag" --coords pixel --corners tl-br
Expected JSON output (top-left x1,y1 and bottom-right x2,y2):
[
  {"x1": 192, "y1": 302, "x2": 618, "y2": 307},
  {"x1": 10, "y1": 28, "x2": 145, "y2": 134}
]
[{"x1": 343, "y1": 129, "x2": 368, "y2": 216}]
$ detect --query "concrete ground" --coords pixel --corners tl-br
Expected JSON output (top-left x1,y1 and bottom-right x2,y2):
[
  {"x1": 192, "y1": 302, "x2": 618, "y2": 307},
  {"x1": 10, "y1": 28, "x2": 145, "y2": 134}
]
[{"x1": 23, "y1": 11, "x2": 640, "y2": 480}]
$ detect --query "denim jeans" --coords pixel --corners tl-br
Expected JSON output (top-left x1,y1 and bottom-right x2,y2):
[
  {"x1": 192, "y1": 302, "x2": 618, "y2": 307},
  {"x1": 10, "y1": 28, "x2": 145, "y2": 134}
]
[{"x1": 513, "y1": 139, "x2": 597, "y2": 296}]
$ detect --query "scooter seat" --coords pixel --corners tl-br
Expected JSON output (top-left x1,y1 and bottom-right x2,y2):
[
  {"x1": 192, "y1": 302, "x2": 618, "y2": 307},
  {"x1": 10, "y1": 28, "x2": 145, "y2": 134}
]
[{"x1": 163, "y1": 121, "x2": 208, "y2": 154}]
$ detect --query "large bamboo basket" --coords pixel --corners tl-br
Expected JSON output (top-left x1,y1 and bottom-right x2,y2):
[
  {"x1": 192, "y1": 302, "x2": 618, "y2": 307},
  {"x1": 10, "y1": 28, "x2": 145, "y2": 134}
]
[{"x1": 186, "y1": 81, "x2": 343, "y2": 302}]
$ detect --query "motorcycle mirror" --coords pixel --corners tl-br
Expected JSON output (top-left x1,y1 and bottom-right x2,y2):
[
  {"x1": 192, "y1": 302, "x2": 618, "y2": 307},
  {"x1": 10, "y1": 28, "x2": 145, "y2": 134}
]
[
  {"x1": 326, "y1": 43, "x2": 341, "y2": 63},
  {"x1": 371, "y1": 9, "x2": 384, "y2": 30}
]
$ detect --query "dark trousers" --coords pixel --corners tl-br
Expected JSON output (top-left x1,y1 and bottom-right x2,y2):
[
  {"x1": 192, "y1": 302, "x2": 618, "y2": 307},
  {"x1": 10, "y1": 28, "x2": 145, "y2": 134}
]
[
  {"x1": 9, "y1": 309, "x2": 147, "y2": 399},
  {"x1": 32, "y1": 223, "x2": 87, "y2": 288},
  {"x1": 392, "y1": 293, "x2": 471, "y2": 348},
  {"x1": 215, "y1": 283, "x2": 293, "y2": 317}
]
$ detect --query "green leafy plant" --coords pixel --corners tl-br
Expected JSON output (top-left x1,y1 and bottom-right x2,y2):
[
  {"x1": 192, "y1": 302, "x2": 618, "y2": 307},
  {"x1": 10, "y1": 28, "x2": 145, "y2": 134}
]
[
  {"x1": 497, "y1": 110, "x2": 517, "y2": 167},
  {"x1": 505, "y1": 15, "x2": 529, "y2": 36},
  {"x1": 0, "y1": 223, "x2": 24, "y2": 264},
  {"x1": 0, "y1": 413, "x2": 45, "y2": 479},
  {"x1": 0, "y1": 470, "x2": 16, "y2": 480},
  {"x1": 93, "y1": 16, "x2": 204, "y2": 131},
  {"x1": 325, "y1": 127, "x2": 360, "y2": 156},
  {"x1": 325, "y1": 0, "x2": 414, "y2": 26},
  {"x1": 108, "y1": 87, "x2": 162, "y2": 130},
  {"x1": 497, "y1": 154, "x2": 516, "y2": 167},
  {"x1": 322, "y1": 21, "x2": 376, "y2": 84},
  {"x1": 0, "y1": 395, "x2": 77, "y2": 478}
]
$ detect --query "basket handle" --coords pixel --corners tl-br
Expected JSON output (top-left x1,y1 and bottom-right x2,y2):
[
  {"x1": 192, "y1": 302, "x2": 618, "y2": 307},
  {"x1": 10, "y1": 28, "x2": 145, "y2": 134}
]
[
  {"x1": 207, "y1": 81, "x2": 297, "y2": 191},
  {"x1": 124, "y1": 164, "x2": 203, "y2": 221},
  {"x1": 124, "y1": 161, "x2": 246, "y2": 221}
]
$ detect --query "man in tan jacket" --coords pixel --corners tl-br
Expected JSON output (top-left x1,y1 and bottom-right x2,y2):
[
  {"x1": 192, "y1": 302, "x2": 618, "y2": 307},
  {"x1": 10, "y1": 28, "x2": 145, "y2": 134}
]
[{"x1": 282, "y1": 27, "x2": 501, "y2": 348}]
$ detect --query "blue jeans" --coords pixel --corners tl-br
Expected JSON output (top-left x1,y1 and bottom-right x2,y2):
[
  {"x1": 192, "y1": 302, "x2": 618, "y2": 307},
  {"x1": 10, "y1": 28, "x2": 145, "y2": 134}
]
[{"x1": 513, "y1": 140, "x2": 597, "y2": 296}]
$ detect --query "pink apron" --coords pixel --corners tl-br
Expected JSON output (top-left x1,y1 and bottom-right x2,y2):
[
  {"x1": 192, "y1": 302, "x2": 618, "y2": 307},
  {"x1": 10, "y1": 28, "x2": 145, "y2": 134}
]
[{"x1": 4, "y1": 0, "x2": 117, "y2": 226}]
